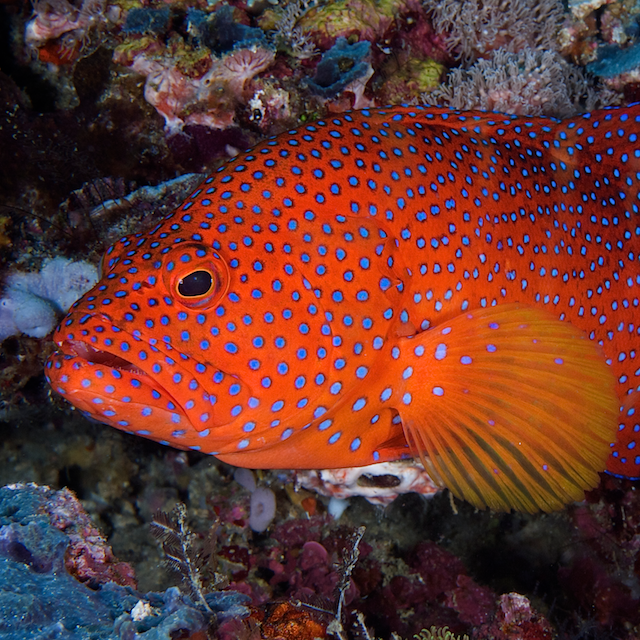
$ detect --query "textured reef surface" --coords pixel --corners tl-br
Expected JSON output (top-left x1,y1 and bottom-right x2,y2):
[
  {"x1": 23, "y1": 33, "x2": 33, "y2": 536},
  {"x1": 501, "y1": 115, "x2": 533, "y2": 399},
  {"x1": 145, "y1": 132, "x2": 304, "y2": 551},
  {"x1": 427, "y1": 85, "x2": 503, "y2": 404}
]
[{"x1": 1, "y1": 0, "x2": 640, "y2": 638}]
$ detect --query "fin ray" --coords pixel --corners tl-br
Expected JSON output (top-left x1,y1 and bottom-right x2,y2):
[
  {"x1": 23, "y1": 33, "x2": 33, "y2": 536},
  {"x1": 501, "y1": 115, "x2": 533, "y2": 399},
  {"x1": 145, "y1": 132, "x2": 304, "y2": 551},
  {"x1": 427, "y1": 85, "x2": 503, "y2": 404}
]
[{"x1": 396, "y1": 304, "x2": 618, "y2": 512}]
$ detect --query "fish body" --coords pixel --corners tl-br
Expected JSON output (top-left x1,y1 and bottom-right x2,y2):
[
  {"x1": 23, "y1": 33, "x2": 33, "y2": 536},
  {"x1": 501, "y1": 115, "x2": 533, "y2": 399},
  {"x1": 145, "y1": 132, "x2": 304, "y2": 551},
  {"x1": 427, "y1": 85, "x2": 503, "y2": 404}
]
[{"x1": 47, "y1": 105, "x2": 640, "y2": 512}]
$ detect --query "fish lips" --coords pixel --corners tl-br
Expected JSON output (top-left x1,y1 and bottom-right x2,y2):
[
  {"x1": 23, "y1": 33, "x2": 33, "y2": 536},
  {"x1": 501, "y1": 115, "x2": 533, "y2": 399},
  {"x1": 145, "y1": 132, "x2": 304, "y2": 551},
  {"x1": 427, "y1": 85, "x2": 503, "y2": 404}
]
[
  {"x1": 46, "y1": 334, "x2": 198, "y2": 444},
  {"x1": 66, "y1": 339, "x2": 145, "y2": 374}
]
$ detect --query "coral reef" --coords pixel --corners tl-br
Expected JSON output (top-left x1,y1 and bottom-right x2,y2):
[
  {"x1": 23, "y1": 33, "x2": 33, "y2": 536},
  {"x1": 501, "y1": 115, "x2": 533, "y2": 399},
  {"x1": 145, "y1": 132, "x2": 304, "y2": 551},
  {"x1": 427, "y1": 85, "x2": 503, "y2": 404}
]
[
  {"x1": 2, "y1": 0, "x2": 640, "y2": 638},
  {"x1": 422, "y1": 0, "x2": 621, "y2": 115},
  {"x1": 0, "y1": 483, "x2": 251, "y2": 639}
]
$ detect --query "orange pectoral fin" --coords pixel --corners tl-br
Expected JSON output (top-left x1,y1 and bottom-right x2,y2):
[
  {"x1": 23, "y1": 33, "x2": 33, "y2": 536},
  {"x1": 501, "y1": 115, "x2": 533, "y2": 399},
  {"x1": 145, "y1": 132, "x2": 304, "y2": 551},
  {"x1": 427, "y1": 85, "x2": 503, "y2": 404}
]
[{"x1": 393, "y1": 304, "x2": 619, "y2": 513}]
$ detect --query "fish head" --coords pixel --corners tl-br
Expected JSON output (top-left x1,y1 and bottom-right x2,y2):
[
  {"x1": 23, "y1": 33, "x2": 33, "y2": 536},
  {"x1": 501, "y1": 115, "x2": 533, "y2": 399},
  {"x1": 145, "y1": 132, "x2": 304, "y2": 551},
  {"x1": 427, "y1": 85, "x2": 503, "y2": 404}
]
[{"x1": 46, "y1": 171, "x2": 404, "y2": 462}]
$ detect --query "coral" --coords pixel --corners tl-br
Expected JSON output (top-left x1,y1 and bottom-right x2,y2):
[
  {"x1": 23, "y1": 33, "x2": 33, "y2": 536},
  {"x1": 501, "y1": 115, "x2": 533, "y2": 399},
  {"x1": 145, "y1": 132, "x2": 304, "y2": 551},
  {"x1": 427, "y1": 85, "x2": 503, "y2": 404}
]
[
  {"x1": 556, "y1": 491, "x2": 640, "y2": 631},
  {"x1": 0, "y1": 257, "x2": 98, "y2": 340},
  {"x1": 475, "y1": 592, "x2": 556, "y2": 640},
  {"x1": 122, "y1": 7, "x2": 171, "y2": 36},
  {"x1": 253, "y1": 601, "x2": 327, "y2": 640},
  {"x1": 188, "y1": 5, "x2": 268, "y2": 56},
  {"x1": 424, "y1": 0, "x2": 564, "y2": 61},
  {"x1": 306, "y1": 37, "x2": 372, "y2": 97},
  {"x1": 293, "y1": 0, "x2": 405, "y2": 52},
  {"x1": 0, "y1": 484, "x2": 251, "y2": 639},
  {"x1": 25, "y1": 0, "x2": 118, "y2": 64},
  {"x1": 424, "y1": 47, "x2": 620, "y2": 117},
  {"x1": 568, "y1": 0, "x2": 609, "y2": 22},
  {"x1": 119, "y1": 42, "x2": 275, "y2": 135},
  {"x1": 378, "y1": 56, "x2": 444, "y2": 104},
  {"x1": 587, "y1": 42, "x2": 640, "y2": 77},
  {"x1": 43, "y1": 485, "x2": 137, "y2": 588},
  {"x1": 263, "y1": 0, "x2": 318, "y2": 59},
  {"x1": 416, "y1": 626, "x2": 469, "y2": 640},
  {"x1": 296, "y1": 460, "x2": 440, "y2": 505}
]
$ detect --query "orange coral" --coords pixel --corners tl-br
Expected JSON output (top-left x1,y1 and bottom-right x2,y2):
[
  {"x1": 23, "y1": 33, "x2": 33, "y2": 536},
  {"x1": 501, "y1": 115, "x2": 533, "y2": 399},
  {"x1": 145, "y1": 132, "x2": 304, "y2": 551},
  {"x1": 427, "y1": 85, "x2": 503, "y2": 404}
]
[{"x1": 255, "y1": 602, "x2": 327, "y2": 640}]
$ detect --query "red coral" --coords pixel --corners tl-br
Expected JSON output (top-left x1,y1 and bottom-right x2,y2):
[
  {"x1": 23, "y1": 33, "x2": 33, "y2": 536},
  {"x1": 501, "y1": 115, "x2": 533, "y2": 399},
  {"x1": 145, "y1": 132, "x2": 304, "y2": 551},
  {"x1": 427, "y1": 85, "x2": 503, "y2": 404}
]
[
  {"x1": 409, "y1": 541, "x2": 467, "y2": 599},
  {"x1": 445, "y1": 574, "x2": 496, "y2": 625}
]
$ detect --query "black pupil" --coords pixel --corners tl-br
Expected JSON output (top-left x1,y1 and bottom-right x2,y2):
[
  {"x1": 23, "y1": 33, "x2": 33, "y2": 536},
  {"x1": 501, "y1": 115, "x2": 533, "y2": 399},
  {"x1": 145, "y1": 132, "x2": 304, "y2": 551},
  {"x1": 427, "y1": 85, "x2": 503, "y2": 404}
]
[{"x1": 178, "y1": 271, "x2": 213, "y2": 297}]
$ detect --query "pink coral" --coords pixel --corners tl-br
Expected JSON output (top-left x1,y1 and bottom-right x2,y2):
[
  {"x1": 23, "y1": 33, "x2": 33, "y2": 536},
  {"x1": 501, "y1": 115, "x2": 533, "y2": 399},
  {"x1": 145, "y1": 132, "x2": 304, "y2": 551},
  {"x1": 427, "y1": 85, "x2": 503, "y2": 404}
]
[
  {"x1": 219, "y1": 45, "x2": 277, "y2": 94},
  {"x1": 43, "y1": 487, "x2": 136, "y2": 588},
  {"x1": 25, "y1": 0, "x2": 118, "y2": 58},
  {"x1": 123, "y1": 45, "x2": 275, "y2": 135}
]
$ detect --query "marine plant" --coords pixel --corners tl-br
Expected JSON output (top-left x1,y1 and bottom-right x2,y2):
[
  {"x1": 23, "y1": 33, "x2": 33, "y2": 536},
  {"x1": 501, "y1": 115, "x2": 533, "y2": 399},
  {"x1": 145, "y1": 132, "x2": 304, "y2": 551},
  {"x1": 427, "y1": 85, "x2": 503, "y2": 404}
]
[
  {"x1": 424, "y1": 0, "x2": 564, "y2": 61},
  {"x1": 424, "y1": 47, "x2": 619, "y2": 117},
  {"x1": 266, "y1": 0, "x2": 319, "y2": 59},
  {"x1": 150, "y1": 502, "x2": 226, "y2": 612},
  {"x1": 414, "y1": 626, "x2": 470, "y2": 640}
]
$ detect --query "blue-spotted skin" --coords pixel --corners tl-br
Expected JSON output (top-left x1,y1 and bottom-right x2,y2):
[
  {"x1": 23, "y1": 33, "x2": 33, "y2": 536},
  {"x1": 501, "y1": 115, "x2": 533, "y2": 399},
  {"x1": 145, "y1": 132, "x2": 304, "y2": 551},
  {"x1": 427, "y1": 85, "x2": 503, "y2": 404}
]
[{"x1": 46, "y1": 105, "x2": 640, "y2": 513}]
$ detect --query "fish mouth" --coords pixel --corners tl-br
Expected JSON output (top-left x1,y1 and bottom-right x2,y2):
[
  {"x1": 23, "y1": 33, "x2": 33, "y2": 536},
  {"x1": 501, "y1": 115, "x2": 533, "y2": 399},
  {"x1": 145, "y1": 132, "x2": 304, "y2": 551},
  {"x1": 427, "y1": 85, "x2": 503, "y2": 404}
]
[
  {"x1": 66, "y1": 340, "x2": 145, "y2": 375},
  {"x1": 48, "y1": 335, "x2": 196, "y2": 443}
]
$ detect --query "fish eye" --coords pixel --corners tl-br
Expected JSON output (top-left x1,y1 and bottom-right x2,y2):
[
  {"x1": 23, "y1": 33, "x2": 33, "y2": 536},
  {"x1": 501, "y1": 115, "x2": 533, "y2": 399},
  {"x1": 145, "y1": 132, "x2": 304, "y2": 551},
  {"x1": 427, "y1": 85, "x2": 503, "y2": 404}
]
[
  {"x1": 165, "y1": 243, "x2": 230, "y2": 309},
  {"x1": 177, "y1": 270, "x2": 214, "y2": 298}
]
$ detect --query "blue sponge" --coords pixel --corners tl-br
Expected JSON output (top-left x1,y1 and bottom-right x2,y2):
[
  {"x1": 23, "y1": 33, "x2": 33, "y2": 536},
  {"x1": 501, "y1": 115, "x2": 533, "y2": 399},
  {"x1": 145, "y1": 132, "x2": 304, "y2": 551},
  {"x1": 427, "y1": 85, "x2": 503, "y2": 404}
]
[{"x1": 307, "y1": 38, "x2": 372, "y2": 97}]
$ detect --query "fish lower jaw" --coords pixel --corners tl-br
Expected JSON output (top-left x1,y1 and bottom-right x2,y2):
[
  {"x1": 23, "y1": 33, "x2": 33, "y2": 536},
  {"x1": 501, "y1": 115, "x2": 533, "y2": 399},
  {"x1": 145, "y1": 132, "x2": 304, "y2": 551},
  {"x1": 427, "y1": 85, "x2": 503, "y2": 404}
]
[{"x1": 65, "y1": 339, "x2": 145, "y2": 375}]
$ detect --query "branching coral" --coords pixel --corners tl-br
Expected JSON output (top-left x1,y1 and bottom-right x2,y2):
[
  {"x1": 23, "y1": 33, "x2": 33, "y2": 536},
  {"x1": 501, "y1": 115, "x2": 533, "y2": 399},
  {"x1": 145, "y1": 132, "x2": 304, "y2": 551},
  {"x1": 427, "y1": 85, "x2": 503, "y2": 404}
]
[
  {"x1": 424, "y1": 0, "x2": 564, "y2": 61},
  {"x1": 424, "y1": 47, "x2": 620, "y2": 117},
  {"x1": 267, "y1": 0, "x2": 319, "y2": 59}
]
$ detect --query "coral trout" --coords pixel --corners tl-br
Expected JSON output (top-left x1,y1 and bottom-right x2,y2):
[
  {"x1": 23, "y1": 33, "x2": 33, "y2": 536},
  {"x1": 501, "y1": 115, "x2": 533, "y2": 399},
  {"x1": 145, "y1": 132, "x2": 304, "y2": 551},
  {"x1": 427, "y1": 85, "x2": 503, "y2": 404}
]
[{"x1": 46, "y1": 105, "x2": 640, "y2": 513}]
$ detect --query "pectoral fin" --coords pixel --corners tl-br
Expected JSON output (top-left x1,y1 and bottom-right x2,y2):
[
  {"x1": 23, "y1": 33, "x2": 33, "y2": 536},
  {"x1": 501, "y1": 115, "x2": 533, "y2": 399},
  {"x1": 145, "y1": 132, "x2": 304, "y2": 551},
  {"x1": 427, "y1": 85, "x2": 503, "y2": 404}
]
[{"x1": 394, "y1": 304, "x2": 618, "y2": 513}]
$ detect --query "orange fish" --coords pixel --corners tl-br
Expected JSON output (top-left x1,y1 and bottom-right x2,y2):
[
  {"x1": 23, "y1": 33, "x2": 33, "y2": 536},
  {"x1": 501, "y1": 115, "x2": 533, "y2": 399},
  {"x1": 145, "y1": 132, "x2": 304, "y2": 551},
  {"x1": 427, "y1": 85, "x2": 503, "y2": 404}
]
[{"x1": 46, "y1": 105, "x2": 640, "y2": 513}]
